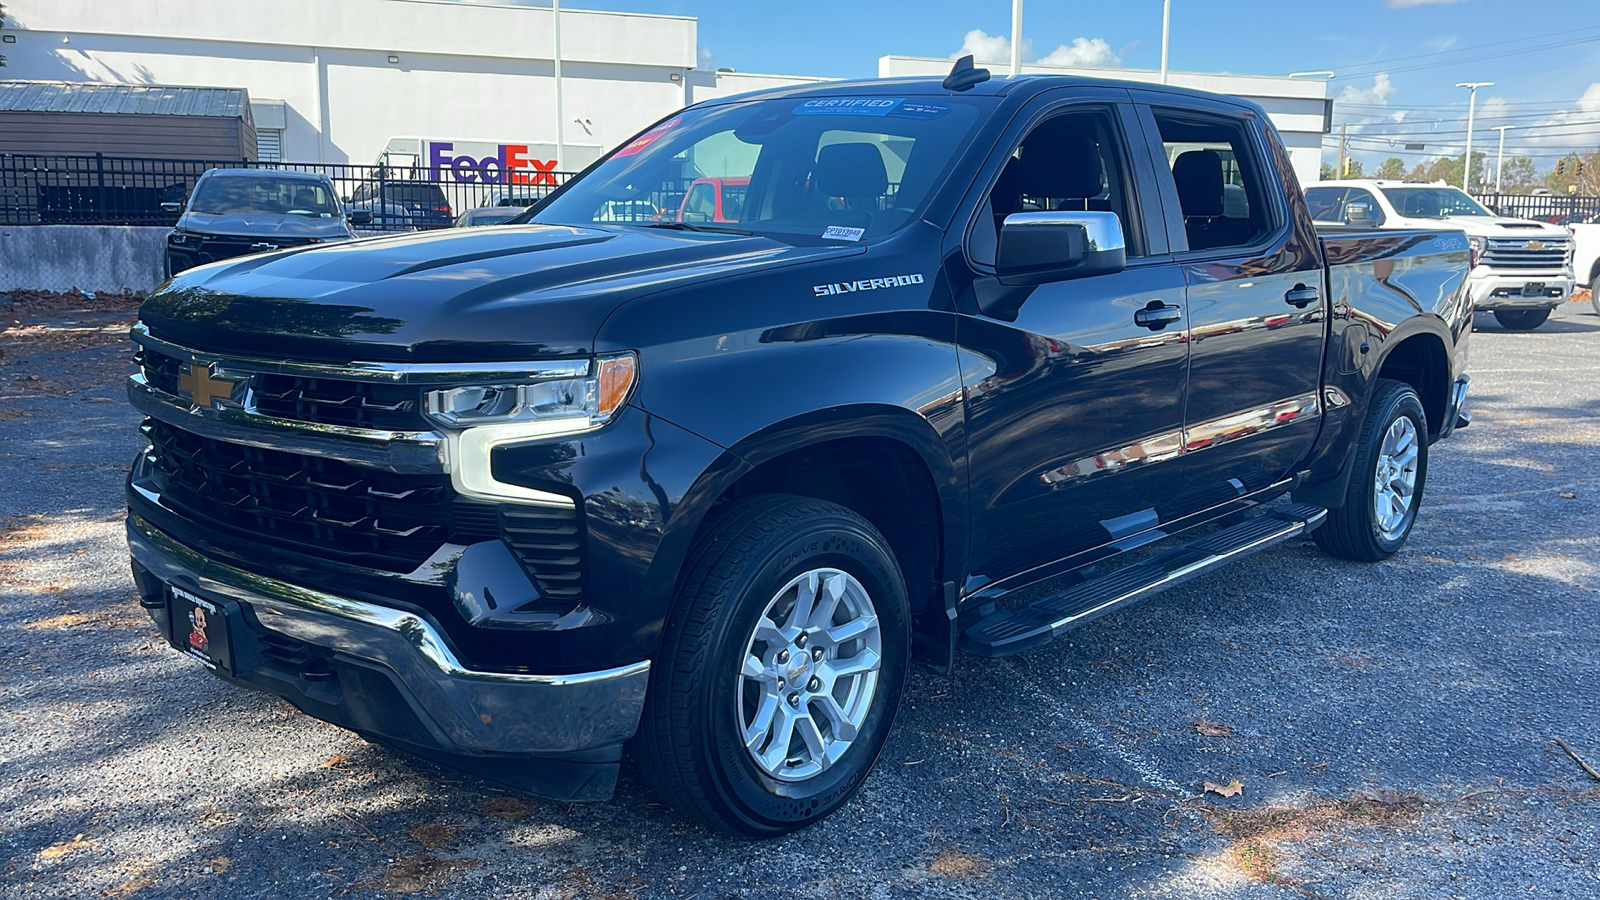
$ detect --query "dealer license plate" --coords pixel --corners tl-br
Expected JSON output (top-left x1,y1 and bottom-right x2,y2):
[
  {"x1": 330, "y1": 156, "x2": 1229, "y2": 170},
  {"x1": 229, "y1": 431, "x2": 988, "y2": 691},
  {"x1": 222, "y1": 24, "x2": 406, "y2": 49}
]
[{"x1": 1521, "y1": 282, "x2": 1546, "y2": 297}]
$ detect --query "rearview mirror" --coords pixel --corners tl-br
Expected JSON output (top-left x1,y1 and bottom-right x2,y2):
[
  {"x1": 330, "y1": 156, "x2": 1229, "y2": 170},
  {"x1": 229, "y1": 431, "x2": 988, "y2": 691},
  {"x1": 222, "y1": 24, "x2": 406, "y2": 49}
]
[
  {"x1": 996, "y1": 211, "x2": 1126, "y2": 286},
  {"x1": 347, "y1": 209, "x2": 374, "y2": 225},
  {"x1": 160, "y1": 201, "x2": 183, "y2": 214}
]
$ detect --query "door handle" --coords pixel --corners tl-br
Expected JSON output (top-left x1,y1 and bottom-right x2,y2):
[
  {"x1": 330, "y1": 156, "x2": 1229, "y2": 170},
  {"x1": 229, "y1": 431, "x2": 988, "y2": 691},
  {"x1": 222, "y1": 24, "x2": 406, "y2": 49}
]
[
  {"x1": 1134, "y1": 300, "x2": 1183, "y2": 330},
  {"x1": 1285, "y1": 285, "x2": 1321, "y2": 308}
]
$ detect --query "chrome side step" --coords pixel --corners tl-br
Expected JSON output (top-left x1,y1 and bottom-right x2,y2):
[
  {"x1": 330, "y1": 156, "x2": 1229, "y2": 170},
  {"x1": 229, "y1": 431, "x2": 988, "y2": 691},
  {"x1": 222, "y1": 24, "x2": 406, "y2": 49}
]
[{"x1": 960, "y1": 504, "x2": 1328, "y2": 658}]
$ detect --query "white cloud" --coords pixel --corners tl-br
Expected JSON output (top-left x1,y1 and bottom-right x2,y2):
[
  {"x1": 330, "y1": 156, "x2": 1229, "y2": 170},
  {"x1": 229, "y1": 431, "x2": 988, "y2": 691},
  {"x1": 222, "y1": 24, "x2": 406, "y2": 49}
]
[
  {"x1": 1578, "y1": 82, "x2": 1600, "y2": 113},
  {"x1": 1338, "y1": 73, "x2": 1397, "y2": 106},
  {"x1": 1385, "y1": 0, "x2": 1465, "y2": 7},
  {"x1": 951, "y1": 29, "x2": 1121, "y2": 68},
  {"x1": 1037, "y1": 37, "x2": 1121, "y2": 68},
  {"x1": 697, "y1": 45, "x2": 715, "y2": 70}
]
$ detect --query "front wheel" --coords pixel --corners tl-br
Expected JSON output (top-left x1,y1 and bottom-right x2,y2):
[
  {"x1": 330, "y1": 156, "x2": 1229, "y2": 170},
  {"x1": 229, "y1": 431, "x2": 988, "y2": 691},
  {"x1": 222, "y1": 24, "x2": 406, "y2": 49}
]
[
  {"x1": 1314, "y1": 379, "x2": 1429, "y2": 562},
  {"x1": 1492, "y1": 308, "x2": 1551, "y2": 331},
  {"x1": 1590, "y1": 274, "x2": 1599, "y2": 316},
  {"x1": 633, "y1": 494, "x2": 910, "y2": 836}
]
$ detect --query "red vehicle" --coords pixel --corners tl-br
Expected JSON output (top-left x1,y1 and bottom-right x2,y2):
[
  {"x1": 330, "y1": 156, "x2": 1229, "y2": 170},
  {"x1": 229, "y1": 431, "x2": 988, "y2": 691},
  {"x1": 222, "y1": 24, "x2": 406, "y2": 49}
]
[{"x1": 675, "y1": 176, "x2": 748, "y2": 223}]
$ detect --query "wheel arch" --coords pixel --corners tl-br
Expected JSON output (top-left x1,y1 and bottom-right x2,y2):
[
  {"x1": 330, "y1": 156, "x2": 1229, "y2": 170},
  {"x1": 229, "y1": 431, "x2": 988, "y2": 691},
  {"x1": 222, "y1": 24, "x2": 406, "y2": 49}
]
[
  {"x1": 1369, "y1": 322, "x2": 1453, "y2": 439},
  {"x1": 643, "y1": 405, "x2": 963, "y2": 659}
]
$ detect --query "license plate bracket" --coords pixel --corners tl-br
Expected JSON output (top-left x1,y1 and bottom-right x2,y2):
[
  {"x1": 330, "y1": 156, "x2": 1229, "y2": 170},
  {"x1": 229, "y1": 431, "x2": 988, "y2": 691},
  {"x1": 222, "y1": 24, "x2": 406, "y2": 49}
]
[
  {"x1": 1521, "y1": 282, "x2": 1546, "y2": 297},
  {"x1": 168, "y1": 585, "x2": 235, "y2": 674}
]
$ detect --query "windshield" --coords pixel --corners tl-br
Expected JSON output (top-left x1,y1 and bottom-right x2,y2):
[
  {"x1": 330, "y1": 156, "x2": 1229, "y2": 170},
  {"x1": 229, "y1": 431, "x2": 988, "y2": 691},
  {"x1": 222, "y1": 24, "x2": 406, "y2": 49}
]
[
  {"x1": 531, "y1": 96, "x2": 988, "y2": 243},
  {"x1": 190, "y1": 176, "x2": 339, "y2": 216},
  {"x1": 1379, "y1": 186, "x2": 1492, "y2": 218}
]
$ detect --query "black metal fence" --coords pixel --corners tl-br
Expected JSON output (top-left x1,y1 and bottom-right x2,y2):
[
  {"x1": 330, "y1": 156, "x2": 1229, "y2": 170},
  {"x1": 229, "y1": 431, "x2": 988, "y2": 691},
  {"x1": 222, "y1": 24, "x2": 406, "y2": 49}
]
[
  {"x1": 1473, "y1": 192, "x2": 1600, "y2": 224},
  {"x1": 0, "y1": 154, "x2": 598, "y2": 227}
]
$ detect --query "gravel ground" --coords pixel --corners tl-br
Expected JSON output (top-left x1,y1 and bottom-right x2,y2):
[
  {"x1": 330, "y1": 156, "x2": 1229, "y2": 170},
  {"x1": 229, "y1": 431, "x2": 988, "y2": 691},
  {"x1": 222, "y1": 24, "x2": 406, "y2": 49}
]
[{"x1": 2, "y1": 292, "x2": 1598, "y2": 899}]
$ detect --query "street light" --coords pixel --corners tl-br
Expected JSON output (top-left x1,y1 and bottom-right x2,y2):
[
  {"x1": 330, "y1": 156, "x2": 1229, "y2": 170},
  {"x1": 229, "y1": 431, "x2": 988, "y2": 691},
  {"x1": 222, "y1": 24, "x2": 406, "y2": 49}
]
[
  {"x1": 1010, "y1": 0, "x2": 1023, "y2": 77},
  {"x1": 1160, "y1": 0, "x2": 1171, "y2": 85},
  {"x1": 1455, "y1": 81, "x2": 1494, "y2": 192},
  {"x1": 1491, "y1": 124, "x2": 1515, "y2": 194},
  {"x1": 553, "y1": 0, "x2": 565, "y2": 170}
]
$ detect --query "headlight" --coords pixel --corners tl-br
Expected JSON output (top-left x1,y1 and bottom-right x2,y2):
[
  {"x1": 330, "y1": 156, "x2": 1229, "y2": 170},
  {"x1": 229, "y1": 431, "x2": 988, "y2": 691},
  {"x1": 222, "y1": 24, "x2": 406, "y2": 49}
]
[
  {"x1": 424, "y1": 352, "x2": 637, "y2": 433},
  {"x1": 167, "y1": 230, "x2": 200, "y2": 247},
  {"x1": 1468, "y1": 235, "x2": 1486, "y2": 268}
]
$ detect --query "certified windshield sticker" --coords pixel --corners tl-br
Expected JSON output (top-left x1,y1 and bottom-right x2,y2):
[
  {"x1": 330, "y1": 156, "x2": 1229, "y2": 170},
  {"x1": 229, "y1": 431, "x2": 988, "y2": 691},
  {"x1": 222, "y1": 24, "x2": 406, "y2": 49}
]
[
  {"x1": 814, "y1": 273, "x2": 925, "y2": 297},
  {"x1": 822, "y1": 225, "x2": 866, "y2": 241},
  {"x1": 794, "y1": 98, "x2": 902, "y2": 117},
  {"x1": 614, "y1": 117, "x2": 680, "y2": 157}
]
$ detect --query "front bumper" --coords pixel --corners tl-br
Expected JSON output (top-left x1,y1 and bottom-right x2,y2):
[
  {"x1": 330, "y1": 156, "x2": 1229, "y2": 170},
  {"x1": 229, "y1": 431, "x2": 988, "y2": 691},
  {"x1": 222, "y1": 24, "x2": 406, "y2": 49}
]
[
  {"x1": 1469, "y1": 270, "x2": 1574, "y2": 309},
  {"x1": 127, "y1": 512, "x2": 649, "y2": 799}
]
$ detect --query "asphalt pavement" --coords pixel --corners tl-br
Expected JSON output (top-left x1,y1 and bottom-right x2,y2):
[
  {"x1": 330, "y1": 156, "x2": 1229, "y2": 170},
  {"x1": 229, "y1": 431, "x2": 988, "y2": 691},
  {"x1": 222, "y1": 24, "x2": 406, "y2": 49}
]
[{"x1": 2, "y1": 292, "x2": 1598, "y2": 899}]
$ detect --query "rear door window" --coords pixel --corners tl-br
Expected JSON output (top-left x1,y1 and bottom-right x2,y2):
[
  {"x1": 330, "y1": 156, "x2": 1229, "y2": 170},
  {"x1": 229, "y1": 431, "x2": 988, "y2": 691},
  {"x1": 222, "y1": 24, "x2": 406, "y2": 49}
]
[{"x1": 1151, "y1": 110, "x2": 1277, "y2": 253}]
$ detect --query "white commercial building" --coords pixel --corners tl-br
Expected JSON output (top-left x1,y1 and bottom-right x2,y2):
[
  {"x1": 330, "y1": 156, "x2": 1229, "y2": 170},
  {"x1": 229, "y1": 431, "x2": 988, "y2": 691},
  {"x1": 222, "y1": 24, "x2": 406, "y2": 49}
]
[{"x1": 1, "y1": 0, "x2": 1328, "y2": 182}]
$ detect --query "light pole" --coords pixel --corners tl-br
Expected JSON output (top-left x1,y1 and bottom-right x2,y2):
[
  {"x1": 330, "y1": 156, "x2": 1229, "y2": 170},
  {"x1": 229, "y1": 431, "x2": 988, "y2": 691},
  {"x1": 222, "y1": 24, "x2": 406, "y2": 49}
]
[
  {"x1": 553, "y1": 0, "x2": 565, "y2": 171},
  {"x1": 1010, "y1": 0, "x2": 1023, "y2": 77},
  {"x1": 1491, "y1": 124, "x2": 1514, "y2": 194},
  {"x1": 1455, "y1": 81, "x2": 1493, "y2": 192},
  {"x1": 1160, "y1": 0, "x2": 1171, "y2": 84}
]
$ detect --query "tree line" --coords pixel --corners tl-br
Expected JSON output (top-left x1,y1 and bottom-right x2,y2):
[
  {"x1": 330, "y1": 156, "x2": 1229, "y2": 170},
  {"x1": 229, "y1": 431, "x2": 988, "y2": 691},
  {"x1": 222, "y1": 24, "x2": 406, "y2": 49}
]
[{"x1": 1320, "y1": 144, "x2": 1600, "y2": 195}]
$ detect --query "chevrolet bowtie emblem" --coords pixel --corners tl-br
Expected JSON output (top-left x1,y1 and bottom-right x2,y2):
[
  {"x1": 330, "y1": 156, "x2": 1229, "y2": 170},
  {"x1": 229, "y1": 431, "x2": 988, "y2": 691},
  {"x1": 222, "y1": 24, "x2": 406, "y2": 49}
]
[
  {"x1": 176, "y1": 363, "x2": 245, "y2": 409},
  {"x1": 1525, "y1": 240, "x2": 1545, "y2": 251}
]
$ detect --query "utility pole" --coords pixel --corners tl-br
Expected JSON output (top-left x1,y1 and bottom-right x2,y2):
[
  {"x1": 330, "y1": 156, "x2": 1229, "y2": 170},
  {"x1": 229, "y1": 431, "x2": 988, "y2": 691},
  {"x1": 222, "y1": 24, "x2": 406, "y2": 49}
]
[
  {"x1": 1160, "y1": 0, "x2": 1171, "y2": 85},
  {"x1": 553, "y1": 0, "x2": 565, "y2": 171},
  {"x1": 1010, "y1": 0, "x2": 1023, "y2": 76},
  {"x1": 1455, "y1": 81, "x2": 1493, "y2": 192},
  {"x1": 1337, "y1": 122, "x2": 1348, "y2": 179},
  {"x1": 1490, "y1": 124, "x2": 1514, "y2": 194}
]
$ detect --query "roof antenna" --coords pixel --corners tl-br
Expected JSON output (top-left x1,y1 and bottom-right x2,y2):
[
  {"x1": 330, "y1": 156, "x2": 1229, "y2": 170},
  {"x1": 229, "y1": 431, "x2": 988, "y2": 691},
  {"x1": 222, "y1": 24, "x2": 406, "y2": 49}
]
[{"x1": 942, "y1": 54, "x2": 991, "y2": 92}]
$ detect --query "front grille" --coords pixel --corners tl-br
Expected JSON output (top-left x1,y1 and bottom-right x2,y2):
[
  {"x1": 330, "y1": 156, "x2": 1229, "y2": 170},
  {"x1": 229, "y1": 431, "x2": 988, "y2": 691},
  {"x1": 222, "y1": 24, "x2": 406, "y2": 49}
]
[
  {"x1": 1483, "y1": 239, "x2": 1570, "y2": 270},
  {"x1": 252, "y1": 373, "x2": 425, "y2": 431},
  {"x1": 142, "y1": 417, "x2": 455, "y2": 571},
  {"x1": 135, "y1": 348, "x2": 431, "y2": 432},
  {"x1": 195, "y1": 234, "x2": 317, "y2": 258},
  {"x1": 500, "y1": 506, "x2": 586, "y2": 603}
]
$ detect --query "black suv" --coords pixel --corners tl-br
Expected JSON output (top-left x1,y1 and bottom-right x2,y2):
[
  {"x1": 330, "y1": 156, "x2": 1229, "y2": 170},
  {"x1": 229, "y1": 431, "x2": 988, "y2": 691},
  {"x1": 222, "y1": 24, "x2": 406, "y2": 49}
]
[{"x1": 349, "y1": 180, "x2": 453, "y2": 229}]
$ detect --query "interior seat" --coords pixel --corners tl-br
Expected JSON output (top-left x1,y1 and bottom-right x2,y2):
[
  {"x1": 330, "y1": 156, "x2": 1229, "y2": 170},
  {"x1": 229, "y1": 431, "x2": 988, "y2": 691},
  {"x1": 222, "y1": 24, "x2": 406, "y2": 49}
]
[
  {"x1": 812, "y1": 143, "x2": 888, "y2": 226},
  {"x1": 1172, "y1": 150, "x2": 1251, "y2": 251}
]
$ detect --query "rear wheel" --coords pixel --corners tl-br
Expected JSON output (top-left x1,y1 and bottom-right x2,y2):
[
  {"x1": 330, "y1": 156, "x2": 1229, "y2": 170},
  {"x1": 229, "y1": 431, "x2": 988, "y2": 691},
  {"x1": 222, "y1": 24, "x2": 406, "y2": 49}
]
[
  {"x1": 633, "y1": 494, "x2": 909, "y2": 836},
  {"x1": 1314, "y1": 379, "x2": 1429, "y2": 562},
  {"x1": 1492, "y1": 308, "x2": 1551, "y2": 330}
]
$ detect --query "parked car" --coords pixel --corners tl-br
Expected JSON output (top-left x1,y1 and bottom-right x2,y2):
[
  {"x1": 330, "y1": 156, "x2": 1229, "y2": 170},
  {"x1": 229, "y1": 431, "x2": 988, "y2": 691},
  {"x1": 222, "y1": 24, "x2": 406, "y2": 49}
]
[
  {"x1": 595, "y1": 198, "x2": 660, "y2": 222},
  {"x1": 1572, "y1": 222, "x2": 1600, "y2": 314},
  {"x1": 674, "y1": 176, "x2": 748, "y2": 223},
  {"x1": 348, "y1": 180, "x2": 453, "y2": 229},
  {"x1": 347, "y1": 199, "x2": 418, "y2": 235},
  {"x1": 490, "y1": 190, "x2": 556, "y2": 208},
  {"x1": 1307, "y1": 180, "x2": 1575, "y2": 330},
  {"x1": 455, "y1": 207, "x2": 523, "y2": 227},
  {"x1": 128, "y1": 65, "x2": 1471, "y2": 837},
  {"x1": 161, "y1": 169, "x2": 371, "y2": 279}
]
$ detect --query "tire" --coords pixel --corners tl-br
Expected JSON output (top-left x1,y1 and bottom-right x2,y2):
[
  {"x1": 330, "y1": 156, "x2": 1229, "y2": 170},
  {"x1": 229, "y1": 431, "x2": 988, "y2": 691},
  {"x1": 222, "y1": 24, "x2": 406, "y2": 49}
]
[
  {"x1": 633, "y1": 494, "x2": 910, "y2": 836},
  {"x1": 1590, "y1": 274, "x2": 1599, "y2": 316},
  {"x1": 1314, "y1": 379, "x2": 1429, "y2": 562},
  {"x1": 1492, "y1": 308, "x2": 1550, "y2": 330}
]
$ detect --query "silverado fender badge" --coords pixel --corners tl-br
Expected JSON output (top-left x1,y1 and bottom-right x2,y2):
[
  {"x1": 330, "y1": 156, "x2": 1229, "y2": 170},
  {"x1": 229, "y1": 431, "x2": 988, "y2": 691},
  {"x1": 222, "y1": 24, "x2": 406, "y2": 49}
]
[{"x1": 814, "y1": 273, "x2": 925, "y2": 297}]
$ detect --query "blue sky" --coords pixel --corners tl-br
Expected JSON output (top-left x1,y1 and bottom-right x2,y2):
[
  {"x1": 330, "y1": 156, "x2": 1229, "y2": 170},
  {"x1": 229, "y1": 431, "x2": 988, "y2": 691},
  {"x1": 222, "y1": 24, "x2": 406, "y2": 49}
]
[{"x1": 567, "y1": 0, "x2": 1600, "y2": 169}]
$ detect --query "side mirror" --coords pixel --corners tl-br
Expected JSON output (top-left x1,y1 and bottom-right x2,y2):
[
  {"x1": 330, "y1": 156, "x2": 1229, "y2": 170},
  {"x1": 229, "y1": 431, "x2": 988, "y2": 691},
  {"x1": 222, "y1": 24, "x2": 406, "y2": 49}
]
[
  {"x1": 995, "y1": 211, "x2": 1126, "y2": 287},
  {"x1": 160, "y1": 201, "x2": 183, "y2": 214},
  {"x1": 348, "y1": 209, "x2": 374, "y2": 225}
]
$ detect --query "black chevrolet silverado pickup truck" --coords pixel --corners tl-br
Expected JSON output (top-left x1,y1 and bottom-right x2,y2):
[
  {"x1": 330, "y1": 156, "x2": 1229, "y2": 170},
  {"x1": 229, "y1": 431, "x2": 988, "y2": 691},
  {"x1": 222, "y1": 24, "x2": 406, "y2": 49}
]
[{"x1": 125, "y1": 63, "x2": 1471, "y2": 836}]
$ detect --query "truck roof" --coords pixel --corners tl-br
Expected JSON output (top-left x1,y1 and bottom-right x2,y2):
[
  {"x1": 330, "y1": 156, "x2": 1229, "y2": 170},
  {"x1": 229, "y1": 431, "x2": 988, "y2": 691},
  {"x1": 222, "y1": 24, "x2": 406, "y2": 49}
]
[{"x1": 693, "y1": 72, "x2": 1270, "y2": 118}]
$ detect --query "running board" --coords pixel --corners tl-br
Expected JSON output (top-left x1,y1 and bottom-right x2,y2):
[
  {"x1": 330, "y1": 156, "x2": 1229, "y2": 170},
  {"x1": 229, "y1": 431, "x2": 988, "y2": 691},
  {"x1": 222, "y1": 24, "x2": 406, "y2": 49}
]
[{"x1": 960, "y1": 504, "x2": 1328, "y2": 658}]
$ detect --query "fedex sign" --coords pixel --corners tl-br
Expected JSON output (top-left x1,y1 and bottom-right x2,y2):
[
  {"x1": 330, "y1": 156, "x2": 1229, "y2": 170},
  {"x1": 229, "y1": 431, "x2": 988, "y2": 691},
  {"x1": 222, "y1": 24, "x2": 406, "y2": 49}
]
[{"x1": 426, "y1": 141, "x2": 558, "y2": 185}]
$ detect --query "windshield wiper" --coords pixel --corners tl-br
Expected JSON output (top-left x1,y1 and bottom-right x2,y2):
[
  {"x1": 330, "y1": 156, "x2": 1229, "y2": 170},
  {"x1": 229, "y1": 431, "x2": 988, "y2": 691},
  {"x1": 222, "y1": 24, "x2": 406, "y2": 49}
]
[{"x1": 639, "y1": 221, "x2": 753, "y2": 236}]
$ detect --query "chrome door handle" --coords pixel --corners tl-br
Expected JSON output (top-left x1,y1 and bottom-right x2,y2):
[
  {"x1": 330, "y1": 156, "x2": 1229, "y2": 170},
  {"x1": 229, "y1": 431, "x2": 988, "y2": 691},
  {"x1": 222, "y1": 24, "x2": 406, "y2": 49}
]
[
  {"x1": 1285, "y1": 285, "x2": 1321, "y2": 308},
  {"x1": 1134, "y1": 300, "x2": 1183, "y2": 330}
]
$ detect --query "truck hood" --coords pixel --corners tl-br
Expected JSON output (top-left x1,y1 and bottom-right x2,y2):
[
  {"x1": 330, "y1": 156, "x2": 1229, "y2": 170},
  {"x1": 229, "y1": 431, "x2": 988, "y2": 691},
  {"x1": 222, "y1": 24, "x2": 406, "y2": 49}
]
[
  {"x1": 175, "y1": 211, "x2": 355, "y2": 240},
  {"x1": 1435, "y1": 216, "x2": 1570, "y2": 239},
  {"x1": 140, "y1": 224, "x2": 862, "y2": 362}
]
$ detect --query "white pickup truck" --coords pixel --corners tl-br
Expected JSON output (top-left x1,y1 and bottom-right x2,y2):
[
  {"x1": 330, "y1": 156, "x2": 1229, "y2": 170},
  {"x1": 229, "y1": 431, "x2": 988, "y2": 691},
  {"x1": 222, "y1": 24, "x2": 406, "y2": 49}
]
[
  {"x1": 1308, "y1": 180, "x2": 1575, "y2": 330},
  {"x1": 1573, "y1": 221, "x2": 1600, "y2": 316}
]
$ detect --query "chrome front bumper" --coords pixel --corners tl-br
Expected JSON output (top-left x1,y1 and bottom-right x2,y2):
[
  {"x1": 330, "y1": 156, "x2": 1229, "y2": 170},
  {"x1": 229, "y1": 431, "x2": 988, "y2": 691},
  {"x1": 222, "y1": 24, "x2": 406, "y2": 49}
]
[{"x1": 127, "y1": 513, "x2": 649, "y2": 756}]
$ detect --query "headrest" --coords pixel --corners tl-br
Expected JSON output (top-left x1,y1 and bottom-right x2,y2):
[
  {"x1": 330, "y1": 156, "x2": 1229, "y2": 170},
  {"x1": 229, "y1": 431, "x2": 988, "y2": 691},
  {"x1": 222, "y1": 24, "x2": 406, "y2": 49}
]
[
  {"x1": 1173, "y1": 150, "x2": 1225, "y2": 218},
  {"x1": 815, "y1": 143, "x2": 889, "y2": 198},
  {"x1": 1012, "y1": 133, "x2": 1104, "y2": 200}
]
